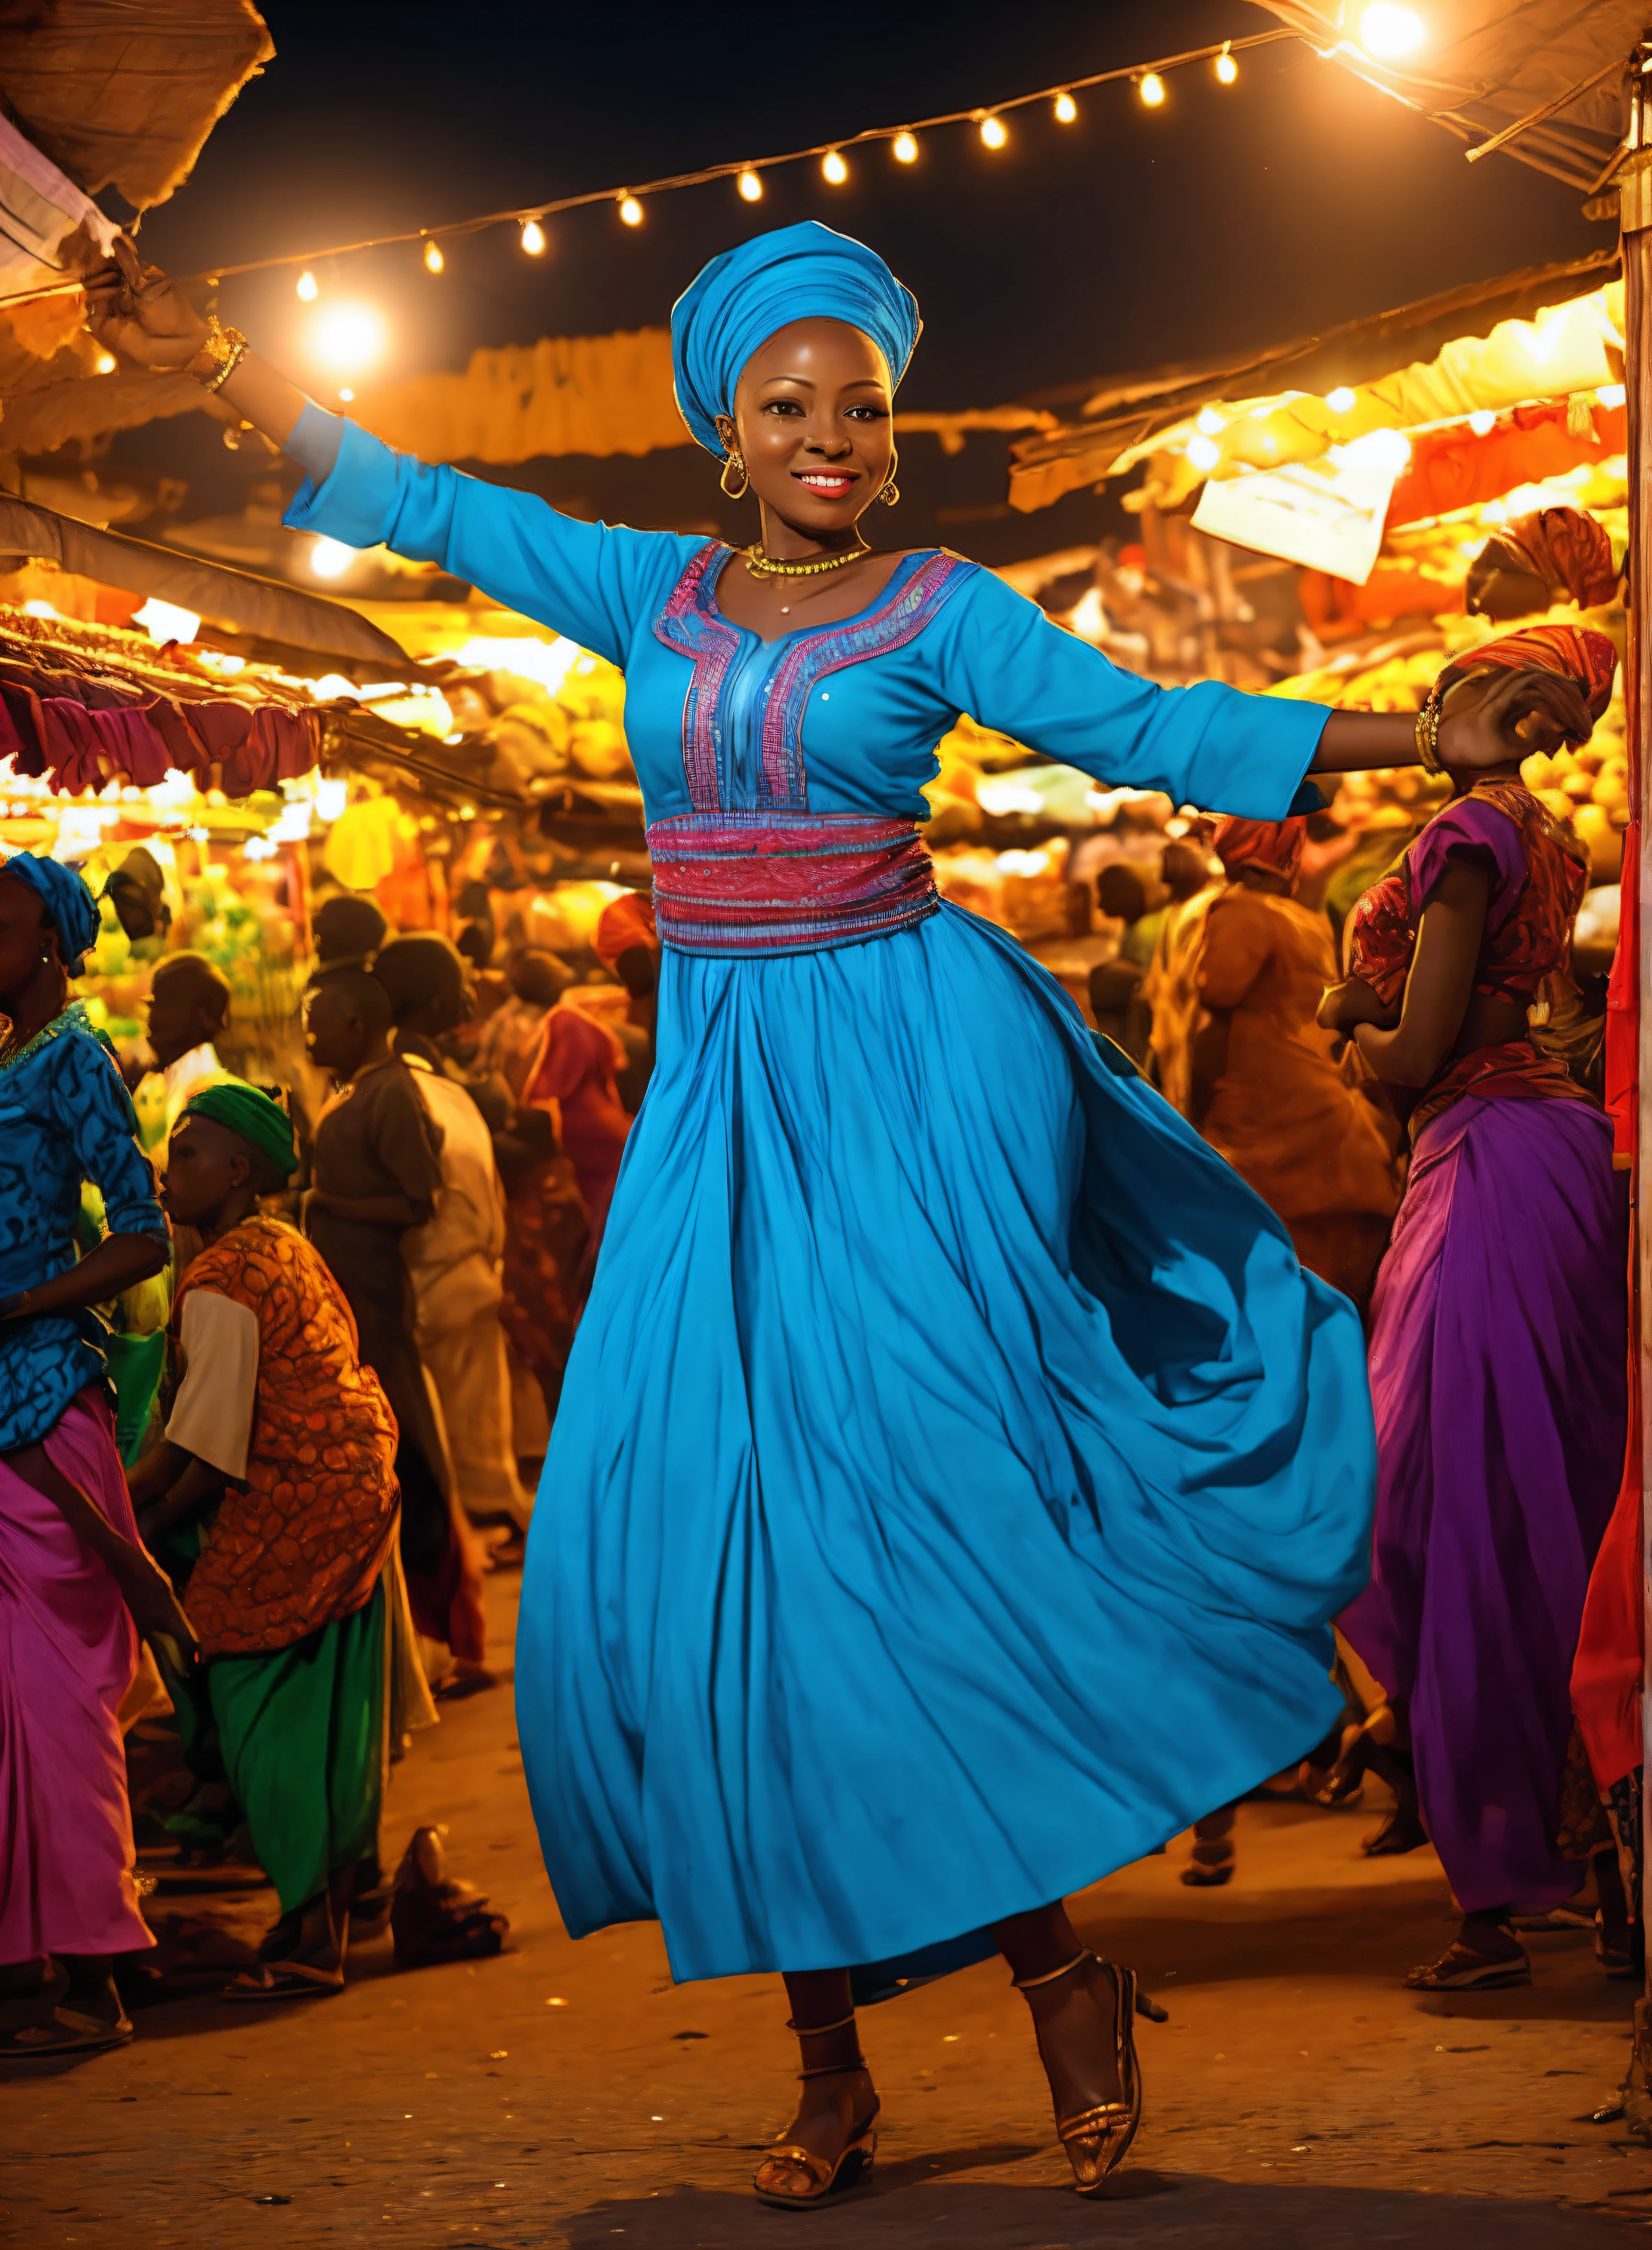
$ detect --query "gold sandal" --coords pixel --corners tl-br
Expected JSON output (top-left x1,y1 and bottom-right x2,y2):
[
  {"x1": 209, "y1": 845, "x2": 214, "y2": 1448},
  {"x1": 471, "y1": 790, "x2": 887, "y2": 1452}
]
[
  {"x1": 752, "y1": 2014, "x2": 879, "y2": 2211},
  {"x1": 1016, "y1": 1950, "x2": 1144, "y2": 2195}
]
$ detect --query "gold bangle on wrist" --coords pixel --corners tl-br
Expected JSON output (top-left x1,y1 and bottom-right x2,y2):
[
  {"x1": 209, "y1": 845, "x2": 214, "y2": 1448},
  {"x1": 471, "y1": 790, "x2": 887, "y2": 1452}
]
[
  {"x1": 1414, "y1": 688, "x2": 1444, "y2": 776},
  {"x1": 188, "y1": 314, "x2": 250, "y2": 391}
]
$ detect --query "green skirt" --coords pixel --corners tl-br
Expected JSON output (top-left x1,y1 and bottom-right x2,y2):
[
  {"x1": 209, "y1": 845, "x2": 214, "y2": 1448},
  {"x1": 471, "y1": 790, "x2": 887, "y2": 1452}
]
[{"x1": 208, "y1": 1580, "x2": 387, "y2": 1914}]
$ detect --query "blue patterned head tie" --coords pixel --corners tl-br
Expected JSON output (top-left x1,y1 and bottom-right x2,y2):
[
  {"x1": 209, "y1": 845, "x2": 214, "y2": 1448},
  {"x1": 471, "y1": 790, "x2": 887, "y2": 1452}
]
[
  {"x1": 1, "y1": 850, "x2": 101, "y2": 975},
  {"x1": 670, "y1": 221, "x2": 921, "y2": 454}
]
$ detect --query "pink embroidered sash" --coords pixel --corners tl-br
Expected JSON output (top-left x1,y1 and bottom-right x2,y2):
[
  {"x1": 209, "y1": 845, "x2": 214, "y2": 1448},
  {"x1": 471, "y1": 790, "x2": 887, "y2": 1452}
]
[{"x1": 647, "y1": 811, "x2": 939, "y2": 957}]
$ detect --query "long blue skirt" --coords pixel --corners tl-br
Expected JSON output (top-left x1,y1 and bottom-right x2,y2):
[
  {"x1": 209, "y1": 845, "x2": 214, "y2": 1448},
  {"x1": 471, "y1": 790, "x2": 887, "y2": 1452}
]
[{"x1": 516, "y1": 903, "x2": 1374, "y2": 1984}]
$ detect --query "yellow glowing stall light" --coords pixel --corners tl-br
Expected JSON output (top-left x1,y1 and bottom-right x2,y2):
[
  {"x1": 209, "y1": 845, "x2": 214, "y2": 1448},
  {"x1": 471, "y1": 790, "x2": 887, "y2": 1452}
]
[
  {"x1": 1215, "y1": 42, "x2": 1238, "y2": 84},
  {"x1": 1138, "y1": 73, "x2": 1166, "y2": 108},
  {"x1": 1185, "y1": 433, "x2": 1220, "y2": 474},
  {"x1": 892, "y1": 131, "x2": 919, "y2": 164},
  {"x1": 311, "y1": 302, "x2": 386, "y2": 377},
  {"x1": 310, "y1": 536, "x2": 358, "y2": 580},
  {"x1": 295, "y1": 268, "x2": 319, "y2": 302},
  {"x1": 1468, "y1": 408, "x2": 1497, "y2": 436},
  {"x1": 423, "y1": 238, "x2": 445, "y2": 274},
  {"x1": 979, "y1": 114, "x2": 1007, "y2": 149},
  {"x1": 1195, "y1": 406, "x2": 1225, "y2": 436},
  {"x1": 1053, "y1": 91, "x2": 1078, "y2": 124},
  {"x1": 618, "y1": 193, "x2": 644, "y2": 226},
  {"x1": 132, "y1": 597, "x2": 200, "y2": 645},
  {"x1": 737, "y1": 168, "x2": 763, "y2": 202},
  {"x1": 94, "y1": 350, "x2": 116, "y2": 374},
  {"x1": 1325, "y1": 386, "x2": 1357, "y2": 413},
  {"x1": 1357, "y1": 4, "x2": 1425, "y2": 60},
  {"x1": 338, "y1": 386, "x2": 355, "y2": 402},
  {"x1": 822, "y1": 149, "x2": 849, "y2": 183},
  {"x1": 521, "y1": 218, "x2": 547, "y2": 255}
]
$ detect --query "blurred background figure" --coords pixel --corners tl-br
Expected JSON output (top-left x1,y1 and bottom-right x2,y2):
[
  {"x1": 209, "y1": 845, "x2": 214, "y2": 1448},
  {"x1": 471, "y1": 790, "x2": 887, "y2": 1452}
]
[
  {"x1": 303, "y1": 963, "x2": 488, "y2": 1681},
  {"x1": 1153, "y1": 816, "x2": 1400, "y2": 1320},
  {"x1": 476, "y1": 946, "x2": 575, "y2": 1102},
  {"x1": 375, "y1": 934, "x2": 534, "y2": 1545}
]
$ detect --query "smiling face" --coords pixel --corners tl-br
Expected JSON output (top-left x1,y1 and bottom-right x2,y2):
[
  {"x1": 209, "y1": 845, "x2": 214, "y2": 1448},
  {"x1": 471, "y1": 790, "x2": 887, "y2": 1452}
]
[{"x1": 717, "y1": 318, "x2": 895, "y2": 542}]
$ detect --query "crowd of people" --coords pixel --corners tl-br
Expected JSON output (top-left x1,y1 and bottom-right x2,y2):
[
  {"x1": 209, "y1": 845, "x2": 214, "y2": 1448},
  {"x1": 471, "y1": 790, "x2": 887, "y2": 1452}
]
[
  {"x1": 0, "y1": 849, "x2": 657, "y2": 2051},
  {"x1": 0, "y1": 214, "x2": 1638, "y2": 2217}
]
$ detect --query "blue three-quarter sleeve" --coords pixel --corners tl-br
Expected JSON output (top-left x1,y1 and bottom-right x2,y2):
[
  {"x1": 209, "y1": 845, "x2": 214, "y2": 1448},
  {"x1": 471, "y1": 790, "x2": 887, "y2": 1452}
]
[
  {"x1": 284, "y1": 421, "x2": 701, "y2": 668},
  {"x1": 935, "y1": 570, "x2": 1331, "y2": 820},
  {"x1": 51, "y1": 1038, "x2": 165, "y2": 1242}
]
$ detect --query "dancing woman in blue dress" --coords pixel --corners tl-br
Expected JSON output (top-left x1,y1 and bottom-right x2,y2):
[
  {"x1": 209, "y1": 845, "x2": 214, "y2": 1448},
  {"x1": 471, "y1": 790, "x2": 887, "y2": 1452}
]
[{"x1": 90, "y1": 223, "x2": 1589, "y2": 2203}]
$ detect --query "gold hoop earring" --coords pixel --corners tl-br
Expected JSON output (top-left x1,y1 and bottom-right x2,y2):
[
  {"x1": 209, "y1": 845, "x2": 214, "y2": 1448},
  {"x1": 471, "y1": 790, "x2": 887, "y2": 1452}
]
[
  {"x1": 720, "y1": 448, "x2": 749, "y2": 499},
  {"x1": 877, "y1": 449, "x2": 900, "y2": 507}
]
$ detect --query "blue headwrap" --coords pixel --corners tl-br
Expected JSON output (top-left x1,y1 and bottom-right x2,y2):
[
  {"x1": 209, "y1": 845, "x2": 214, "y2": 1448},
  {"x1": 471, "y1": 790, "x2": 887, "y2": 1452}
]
[
  {"x1": 2, "y1": 851, "x2": 101, "y2": 976},
  {"x1": 671, "y1": 221, "x2": 921, "y2": 455}
]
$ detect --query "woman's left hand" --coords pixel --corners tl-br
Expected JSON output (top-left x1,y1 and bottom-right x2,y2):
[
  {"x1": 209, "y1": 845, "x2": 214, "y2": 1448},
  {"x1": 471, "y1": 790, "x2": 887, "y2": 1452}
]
[{"x1": 1437, "y1": 667, "x2": 1593, "y2": 772}]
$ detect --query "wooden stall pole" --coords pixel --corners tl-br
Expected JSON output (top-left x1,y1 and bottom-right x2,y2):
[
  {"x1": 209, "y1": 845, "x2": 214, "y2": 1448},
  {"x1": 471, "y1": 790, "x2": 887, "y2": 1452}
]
[{"x1": 1629, "y1": 32, "x2": 1652, "y2": 2136}]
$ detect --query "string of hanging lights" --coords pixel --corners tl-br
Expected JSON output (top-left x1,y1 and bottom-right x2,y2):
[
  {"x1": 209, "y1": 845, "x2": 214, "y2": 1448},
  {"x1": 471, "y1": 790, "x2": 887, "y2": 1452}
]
[
  {"x1": 1, "y1": 13, "x2": 1441, "y2": 315},
  {"x1": 0, "y1": 24, "x2": 1302, "y2": 316}
]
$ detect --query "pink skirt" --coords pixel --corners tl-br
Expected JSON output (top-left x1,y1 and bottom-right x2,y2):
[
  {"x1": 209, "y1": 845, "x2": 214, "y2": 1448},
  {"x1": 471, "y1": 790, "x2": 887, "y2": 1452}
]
[{"x1": 0, "y1": 1389, "x2": 153, "y2": 1960}]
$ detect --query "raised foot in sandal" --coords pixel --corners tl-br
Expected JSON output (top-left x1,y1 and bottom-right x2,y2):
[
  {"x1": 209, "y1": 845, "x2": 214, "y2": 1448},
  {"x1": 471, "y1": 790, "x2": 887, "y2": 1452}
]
[
  {"x1": 222, "y1": 1959, "x2": 344, "y2": 2002},
  {"x1": 1018, "y1": 1950, "x2": 1146, "y2": 2195}
]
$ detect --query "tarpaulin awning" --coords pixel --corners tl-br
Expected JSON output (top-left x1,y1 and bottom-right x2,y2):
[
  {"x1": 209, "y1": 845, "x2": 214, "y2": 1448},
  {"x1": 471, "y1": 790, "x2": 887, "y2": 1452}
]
[
  {"x1": 1259, "y1": 2, "x2": 1641, "y2": 192},
  {"x1": 1008, "y1": 249, "x2": 1621, "y2": 512},
  {"x1": 0, "y1": 497, "x2": 411, "y2": 671},
  {"x1": 0, "y1": 0, "x2": 273, "y2": 212}
]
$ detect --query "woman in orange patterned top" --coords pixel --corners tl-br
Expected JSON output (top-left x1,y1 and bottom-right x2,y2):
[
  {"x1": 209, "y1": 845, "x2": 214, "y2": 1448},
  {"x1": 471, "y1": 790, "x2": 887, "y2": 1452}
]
[{"x1": 129, "y1": 1081, "x2": 400, "y2": 1999}]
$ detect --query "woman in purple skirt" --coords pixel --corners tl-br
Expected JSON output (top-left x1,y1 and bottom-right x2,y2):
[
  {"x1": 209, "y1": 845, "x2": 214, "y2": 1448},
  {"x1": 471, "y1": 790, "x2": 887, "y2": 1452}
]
[{"x1": 1322, "y1": 620, "x2": 1628, "y2": 1990}]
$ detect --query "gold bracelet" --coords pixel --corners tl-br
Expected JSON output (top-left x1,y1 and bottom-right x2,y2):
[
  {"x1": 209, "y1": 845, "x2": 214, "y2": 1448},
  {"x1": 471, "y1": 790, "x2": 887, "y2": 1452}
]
[
  {"x1": 187, "y1": 314, "x2": 249, "y2": 390},
  {"x1": 1414, "y1": 688, "x2": 1444, "y2": 776}
]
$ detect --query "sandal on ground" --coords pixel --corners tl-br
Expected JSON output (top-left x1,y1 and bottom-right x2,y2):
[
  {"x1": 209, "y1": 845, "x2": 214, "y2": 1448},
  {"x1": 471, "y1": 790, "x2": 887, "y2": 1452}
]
[
  {"x1": 752, "y1": 2064, "x2": 879, "y2": 2210},
  {"x1": 221, "y1": 1960, "x2": 344, "y2": 2002},
  {"x1": 390, "y1": 1825, "x2": 509, "y2": 1968},
  {"x1": 1017, "y1": 1950, "x2": 1145, "y2": 2195},
  {"x1": 0, "y1": 2004, "x2": 133, "y2": 2059},
  {"x1": 1403, "y1": 1939, "x2": 1531, "y2": 1992}
]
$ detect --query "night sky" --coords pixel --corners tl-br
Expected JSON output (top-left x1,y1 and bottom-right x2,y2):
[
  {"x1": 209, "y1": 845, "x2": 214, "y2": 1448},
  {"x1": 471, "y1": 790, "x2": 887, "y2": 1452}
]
[{"x1": 115, "y1": 0, "x2": 1608, "y2": 565}]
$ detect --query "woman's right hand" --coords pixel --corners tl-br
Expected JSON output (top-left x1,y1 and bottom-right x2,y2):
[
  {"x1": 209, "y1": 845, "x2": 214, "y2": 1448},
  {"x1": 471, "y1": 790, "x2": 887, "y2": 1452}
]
[{"x1": 83, "y1": 235, "x2": 210, "y2": 372}]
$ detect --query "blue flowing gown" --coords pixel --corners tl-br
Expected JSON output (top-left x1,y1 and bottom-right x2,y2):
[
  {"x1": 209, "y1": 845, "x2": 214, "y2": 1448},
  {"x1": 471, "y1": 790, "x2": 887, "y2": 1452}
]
[{"x1": 289, "y1": 424, "x2": 1375, "y2": 1985}]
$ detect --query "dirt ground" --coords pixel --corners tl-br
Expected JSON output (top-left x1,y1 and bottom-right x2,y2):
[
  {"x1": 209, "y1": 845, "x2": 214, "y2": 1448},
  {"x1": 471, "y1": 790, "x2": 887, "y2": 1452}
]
[{"x1": 5, "y1": 1573, "x2": 1650, "y2": 2249}]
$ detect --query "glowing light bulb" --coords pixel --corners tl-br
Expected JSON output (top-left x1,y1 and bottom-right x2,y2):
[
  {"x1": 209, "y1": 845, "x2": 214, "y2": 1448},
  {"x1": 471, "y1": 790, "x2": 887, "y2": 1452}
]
[
  {"x1": 1467, "y1": 409, "x2": 1497, "y2": 436},
  {"x1": 737, "y1": 168, "x2": 763, "y2": 202},
  {"x1": 618, "y1": 194, "x2": 643, "y2": 226},
  {"x1": 1186, "y1": 433, "x2": 1220, "y2": 474},
  {"x1": 1215, "y1": 43, "x2": 1238, "y2": 84},
  {"x1": 423, "y1": 239, "x2": 444, "y2": 274},
  {"x1": 1138, "y1": 73, "x2": 1166, "y2": 107},
  {"x1": 1600, "y1": 383, "x2": 1627, "y2": 409},
  {"x1": 1196, "y1": 408, "x2": 1225, "y2": 437},
  {"x1": 979, "y1": 114, "x2": 1007, "y2": 149},
  {"x1": 1325, "y1": 386, "x2": 1357, "y2": 413},
  {"x1": 296, "y1": 269, "x2": 319, "y2": 302},
  {"x1": 337, "y1": 387, "x2": 355, "y2": 403},
  {"x1": 1357, "y1": 4, "x2": 1425, "y2": 60},
  {"x1": 822, "y1": 149, "x2": 849, "y2": 184},
  {"x1": 892, "y1": 131, "x2": 919, "y2": 164},
  {"x1": 310, "y1": 302, "x2": 386, "y2": 377},
  {"x1": 1053, "y1": 91, "x2": 1078, "y2": 124},
  {"x1": 520, "y1": 218, "x2": 546, "y2": 255},
  {"x1": 94, "y1": 350, "x2": 116, "y2": 374}
]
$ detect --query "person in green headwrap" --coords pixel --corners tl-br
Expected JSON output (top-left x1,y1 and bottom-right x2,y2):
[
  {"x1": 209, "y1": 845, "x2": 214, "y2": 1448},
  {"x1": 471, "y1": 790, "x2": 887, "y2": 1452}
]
[{"x1": 129, "y1": 1081, "x2": 402, "y2": 1996}]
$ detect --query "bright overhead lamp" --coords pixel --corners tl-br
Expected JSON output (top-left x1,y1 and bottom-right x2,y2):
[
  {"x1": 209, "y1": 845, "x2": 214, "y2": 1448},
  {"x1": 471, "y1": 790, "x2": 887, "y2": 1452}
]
[{"x1": 1357, "y1": 5, "x2": 1425, "y2": 60}]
